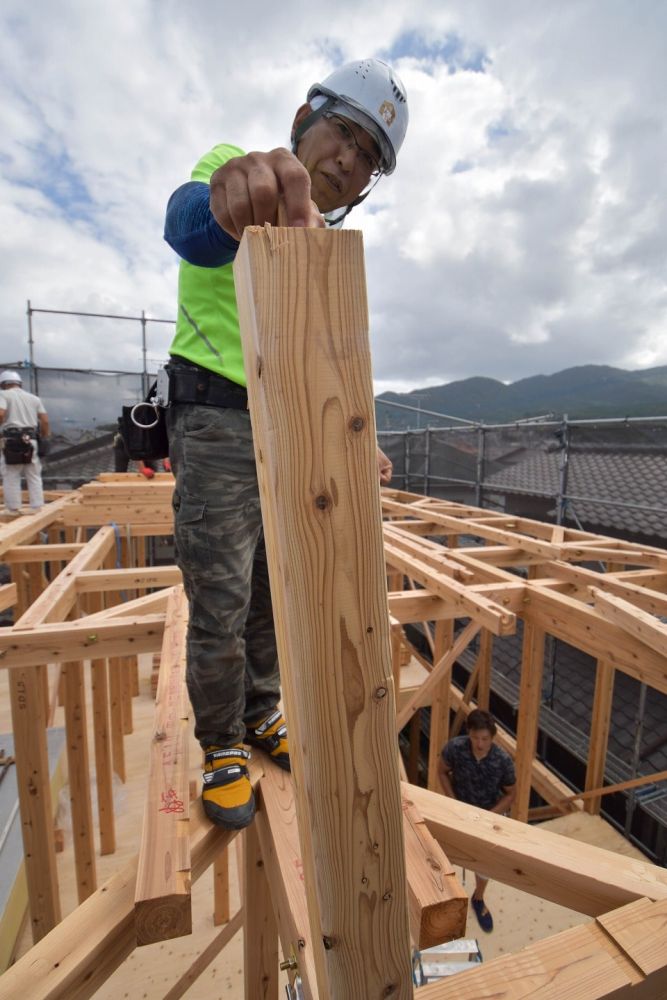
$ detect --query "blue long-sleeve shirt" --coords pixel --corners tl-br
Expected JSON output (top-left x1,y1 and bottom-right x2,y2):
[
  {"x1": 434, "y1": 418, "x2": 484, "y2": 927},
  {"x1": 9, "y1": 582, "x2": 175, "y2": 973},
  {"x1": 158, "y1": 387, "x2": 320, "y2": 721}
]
[{"x1": 164, "y1": 181, "x2": 239, "y2": 268}]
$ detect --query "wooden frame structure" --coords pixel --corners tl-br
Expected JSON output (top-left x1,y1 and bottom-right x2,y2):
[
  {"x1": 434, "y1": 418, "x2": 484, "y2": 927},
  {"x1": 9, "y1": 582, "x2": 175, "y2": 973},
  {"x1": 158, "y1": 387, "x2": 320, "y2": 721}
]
[{"x1": 2, "y1": 223, "x2": 667, "y2": 995}]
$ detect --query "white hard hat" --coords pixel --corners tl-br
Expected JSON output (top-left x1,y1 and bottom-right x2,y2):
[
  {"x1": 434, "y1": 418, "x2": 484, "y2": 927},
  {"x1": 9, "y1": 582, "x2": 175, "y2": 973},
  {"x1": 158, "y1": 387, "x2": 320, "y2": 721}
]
[
  {"x1": 308, "y1": 59, "x2": 409, "y2": 174},
  {"x1": 0, "y1": 370, "x2": 22, "y2": 385}
]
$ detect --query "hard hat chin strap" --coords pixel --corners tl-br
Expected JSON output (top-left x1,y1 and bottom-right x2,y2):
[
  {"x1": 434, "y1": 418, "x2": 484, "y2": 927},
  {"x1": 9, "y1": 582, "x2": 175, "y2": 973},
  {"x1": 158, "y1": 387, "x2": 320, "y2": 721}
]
[{"x1": 291, "y1": 96, "x2": 336, "y2": 152}]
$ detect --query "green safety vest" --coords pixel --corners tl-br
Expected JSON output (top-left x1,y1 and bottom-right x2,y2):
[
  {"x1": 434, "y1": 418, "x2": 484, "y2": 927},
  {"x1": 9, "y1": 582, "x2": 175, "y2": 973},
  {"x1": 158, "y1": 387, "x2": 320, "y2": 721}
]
[{"x1": 168, "y1": 143, "x2": 247, "y2": 384}]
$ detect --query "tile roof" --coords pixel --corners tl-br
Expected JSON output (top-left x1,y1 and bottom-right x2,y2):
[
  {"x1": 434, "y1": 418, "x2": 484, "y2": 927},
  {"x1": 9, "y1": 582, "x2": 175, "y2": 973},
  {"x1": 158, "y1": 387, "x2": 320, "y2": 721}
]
[{"x1": 483, "y1": 448, "x2": 667, "y2": 541}]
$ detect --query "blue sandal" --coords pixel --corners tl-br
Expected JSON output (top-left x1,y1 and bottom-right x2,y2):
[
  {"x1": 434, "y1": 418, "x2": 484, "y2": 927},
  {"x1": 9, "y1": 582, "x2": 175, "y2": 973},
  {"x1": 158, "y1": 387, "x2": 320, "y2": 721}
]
[{"x1": 471, "y1": 897, "x2": 493, "y2": 932}]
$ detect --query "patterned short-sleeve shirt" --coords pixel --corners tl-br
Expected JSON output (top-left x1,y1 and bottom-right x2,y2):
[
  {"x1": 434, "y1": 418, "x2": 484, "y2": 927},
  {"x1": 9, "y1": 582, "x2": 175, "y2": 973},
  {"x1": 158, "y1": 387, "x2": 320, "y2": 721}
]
[{"x1": 442, "y1": 736, "x2": 516, "y2": 810}]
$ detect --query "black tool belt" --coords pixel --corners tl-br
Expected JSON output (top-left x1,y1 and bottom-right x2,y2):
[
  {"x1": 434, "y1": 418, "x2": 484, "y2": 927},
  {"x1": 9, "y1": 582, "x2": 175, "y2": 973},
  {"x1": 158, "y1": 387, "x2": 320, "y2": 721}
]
[
  {"x1": 3, "y1": 426, "x2": 37, "y2": 438},
  {"x1": 167, "y1": 357, "x2": 248, "y2": 410}
]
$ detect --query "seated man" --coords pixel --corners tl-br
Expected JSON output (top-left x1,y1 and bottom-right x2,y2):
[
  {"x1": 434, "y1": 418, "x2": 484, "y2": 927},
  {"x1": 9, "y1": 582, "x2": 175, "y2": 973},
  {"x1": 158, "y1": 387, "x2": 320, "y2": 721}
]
[{"x1": 438, "y1": 709, "x2": 516, "y2": 932}]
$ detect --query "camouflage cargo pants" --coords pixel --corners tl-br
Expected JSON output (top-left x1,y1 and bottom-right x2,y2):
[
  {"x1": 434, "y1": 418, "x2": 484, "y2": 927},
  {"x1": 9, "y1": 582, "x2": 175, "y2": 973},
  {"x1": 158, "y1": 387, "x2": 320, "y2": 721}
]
[{"x1": 167, "y1": 402, "x2": 280, "y2": 749}]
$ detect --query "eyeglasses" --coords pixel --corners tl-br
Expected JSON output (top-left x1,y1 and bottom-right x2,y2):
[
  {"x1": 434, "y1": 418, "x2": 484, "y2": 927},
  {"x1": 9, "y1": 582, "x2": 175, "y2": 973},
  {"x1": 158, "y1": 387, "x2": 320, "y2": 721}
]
[{"x1": 322, "y1": 113, "x2": 382, "y2": 177}]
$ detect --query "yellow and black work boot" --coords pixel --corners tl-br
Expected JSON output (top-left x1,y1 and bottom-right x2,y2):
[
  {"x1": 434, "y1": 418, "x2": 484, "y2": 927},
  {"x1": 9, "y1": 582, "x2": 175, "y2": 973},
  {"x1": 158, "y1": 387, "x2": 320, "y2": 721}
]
[
  {"x1": 202, "y1": 745, "x2": 255, "y2": 829},
  {"x1": 245, "y1": 709, "x2": 291, "y2": 771}
]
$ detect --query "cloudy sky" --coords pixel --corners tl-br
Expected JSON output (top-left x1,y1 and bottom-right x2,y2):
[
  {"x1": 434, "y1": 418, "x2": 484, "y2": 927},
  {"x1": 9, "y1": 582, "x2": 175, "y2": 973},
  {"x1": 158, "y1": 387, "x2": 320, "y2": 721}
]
[{"x1": 1, "y1": 0, "x2": 665, "y2": 401}]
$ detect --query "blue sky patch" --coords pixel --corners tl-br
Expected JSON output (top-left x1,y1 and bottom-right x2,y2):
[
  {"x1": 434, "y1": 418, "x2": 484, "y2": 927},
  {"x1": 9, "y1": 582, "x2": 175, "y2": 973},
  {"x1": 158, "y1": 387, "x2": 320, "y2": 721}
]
[
  {"x1": 20, "y1": 140, "x2": 96, "y2": 223},
  {"x1": 385, "y1": 30, "x2": 489, "y2": 74}
]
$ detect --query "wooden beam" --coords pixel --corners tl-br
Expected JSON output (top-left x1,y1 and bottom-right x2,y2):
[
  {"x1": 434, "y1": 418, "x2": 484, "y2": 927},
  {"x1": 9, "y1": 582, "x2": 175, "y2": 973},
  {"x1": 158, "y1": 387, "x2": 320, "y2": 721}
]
[
  {"x1": 512, "y1": 623, "x2": 546, "y2": 822},
  {"x1": 0, "y1": 802, "x2": 245, "y2": 1000},
  {"x1": 135, "y1": 587, "x2": 191, "y2": 946},
  {"x1": 387, "y1": 591, "x2": 452, "y2": 624},
  {"x1": 63, "y1": 659, "x2": 97, "y2": 902},
  {"x1": 545, "y1": 560, "x2": 667, "y2": 618},
  {"x1": 384, "y1": 539, "x2": 515, "y2": 636},
  {"x1": 556, "y1": 769, "x2": 667, "y2": 809},
  {"x1": 1, "y1": 543, "x2": 85, "y2": 564},
  {"x1": 75, "y1": 566, "x2": 182, "y2": 593},
  {"x1": 255, "y1": 767, "x2": 318, "y2": 996},
  {"x1": 405, "y1": 783, "x2": 667, "y2": 915},
  {"x1": 11, "y1": 526, "x2": 116, "y2": 627},
  {"x1": 596, "y1": 897, "x2": 667, "y2": 978},
  {"x1": 83, "y1": 587, "x2": 173, "y2": 622},
  {"x1": 414, "y1": 915, "x2": 659, "y2": 998},
  {"x1": 524, "y1": 587, "x2": 667, "y2": 693},
  {"x1": 426, "y1": 620, "x2": 453, "y2": 790},
  {"x1": 235, "y1": 222, "x2": 412, "y2": 999},
  {"x1": 8, "y1": 662, "x2": 61, "y2": 941},
  {"x1": 0, "y1": 613, "x2": 166, "y2": 669},
  {"x1": 85, "y1": 592, "x2": 115, "y2": 854},
  {"x1": 2, "y1": 516, "x2": 111, "y2": 942},
  {"x1": 0, "y1": 495, "x2": 73, "y2": 557},
  {"x1": 585, "y1": 660, "x2": 615, "y2": 815},
  {"x1": 476, "y1": 628, "x2": 493, "y2": 711},
  {"x1": 396, "y1": 620, "x2": 481, "y2": 732},
  {"x1": 243, "y1": 821, "x2": 279, "y2": 1000},
  {"x1": 402, "y1": 792, "x2": 467, "y2": 949},
  {"x1": 591, "y1": 586, "x2": 667, "y2": 658}
]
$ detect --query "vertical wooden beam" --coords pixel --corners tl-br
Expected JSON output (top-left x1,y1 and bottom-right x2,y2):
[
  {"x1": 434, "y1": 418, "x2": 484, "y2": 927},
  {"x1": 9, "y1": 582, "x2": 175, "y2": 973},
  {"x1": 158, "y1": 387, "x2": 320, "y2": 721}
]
[
  {"x1": 244, "y1": 822, "x2": 279, "y2": 1000},
  {"x1": 108, "y1": 656, "x2": 126, "y2": 782},
  {"x1": 86, "y1": 592, "x2": 115, "y2": 855},
  {"x1": 476, "y1": 628, "x2": 493, "y2": 711},
  {"x1": 135, "y1": 586, "x2": 191, "y2": 945},
  {"x1": 120, "y1": 656, "x2": 134, "y2": 734},
  {"x1": 213, "y1": 848, "x2": 230, "y2": 926},
  {"x1": 427, "y1": 620, "x2": 453, "y2": 791},
  {"x1": 585, "y1": 660, "x2": 615, "y2": 815},
  {"x1": 512, "y1": 622, "x2": 546, "y2": 822},
  {"x1": 8, "y1": 665, "x2": 61, "y2": 939},
  {"x1": 63, "y1": 660, "x2": 97, "y2": 902},
  {"x1": 408, "y1": 712, "x2": 421, "y2": 784},
  {"x1": 10, "y1": 563, "x2": 28, "y2": 619},
  {"x1": 235, "y1": 224, "x2": 412, "y2": 999}
]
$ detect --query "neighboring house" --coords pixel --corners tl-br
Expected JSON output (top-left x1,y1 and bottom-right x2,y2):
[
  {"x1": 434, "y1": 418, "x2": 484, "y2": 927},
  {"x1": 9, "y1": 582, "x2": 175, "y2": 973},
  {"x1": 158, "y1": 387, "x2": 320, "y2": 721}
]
[{"x1": 482, "y1": 446, "x2": 667, "y2": 546}]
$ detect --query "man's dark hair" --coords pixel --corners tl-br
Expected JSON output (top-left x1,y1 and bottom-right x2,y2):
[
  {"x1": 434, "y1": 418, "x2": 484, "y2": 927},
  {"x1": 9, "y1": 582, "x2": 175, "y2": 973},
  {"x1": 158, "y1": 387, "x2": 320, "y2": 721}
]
[{"x1": 467, "y1": 709, "x2": 497, "y2": 736}]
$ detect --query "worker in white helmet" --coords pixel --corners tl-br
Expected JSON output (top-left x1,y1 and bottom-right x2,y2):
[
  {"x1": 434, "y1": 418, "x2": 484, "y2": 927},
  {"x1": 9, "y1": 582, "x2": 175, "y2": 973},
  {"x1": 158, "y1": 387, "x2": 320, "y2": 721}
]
[
  {"x1": 0, "y1": 370, "x2": 50, "y2": 515},
  {"x1": 163, "y1": 59, "x2": 409, "y2": 829}
]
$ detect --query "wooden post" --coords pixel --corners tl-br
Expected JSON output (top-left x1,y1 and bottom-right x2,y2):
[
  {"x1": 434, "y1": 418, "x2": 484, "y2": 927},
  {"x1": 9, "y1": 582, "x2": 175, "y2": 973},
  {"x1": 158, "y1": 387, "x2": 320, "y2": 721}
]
[
  {"x1": 427, "y1": 619, "x2": 453, "y2": 791},
  {"x1": 408, "y1": 711, "x2": 421, "y2": 784},
  {"x1": 244, "y1": 822, "x2": 279, "y2": 1000},
  {"x1": 213, "y1": 848, "x2": 230, "y2": 926},
  {"x1": 235, "y1": 224, "x2": 412, "y2": 998},
  {"x1": 63, "y1": 660, "x2": 97, "y2": 902},
  {"x1": 476, "y1": 627, "x2": 493, "y2": 711},
  {"x1": 86, "y1": 592, "x2": 115, "y2": 855},
  {"x1": 512, "y1": 622, "x2": 546, "y2": 822},
  {"x1": 585, "y1": 660, "x2": 615, "y2": 815},
  {"x1": 108, "y1": 656, "x2": 126, "y2": 783},
  {"x1": 120, "y1": 655, "x2": 134, "y2": 734},
  {"x1": 8, "y1": 664, "x2": 61, "y2": 940},
  {"x1": 135, "y1": 586, "x2": 191, "y2": 945}
]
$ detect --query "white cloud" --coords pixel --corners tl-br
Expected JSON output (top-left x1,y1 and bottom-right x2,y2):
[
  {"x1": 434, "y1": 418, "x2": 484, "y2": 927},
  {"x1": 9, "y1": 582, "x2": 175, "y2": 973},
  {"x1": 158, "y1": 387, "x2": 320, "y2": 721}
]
[{"x1": 0, "y1": 0, "x2": 665, "y2": 414}]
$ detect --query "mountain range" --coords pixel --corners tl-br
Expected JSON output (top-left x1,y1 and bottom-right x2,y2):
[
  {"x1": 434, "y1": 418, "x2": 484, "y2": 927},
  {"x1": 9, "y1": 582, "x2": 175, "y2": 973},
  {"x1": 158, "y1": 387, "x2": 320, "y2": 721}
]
[{"x1": 375, "y1": 365, "x2": 667, "y2": 430}]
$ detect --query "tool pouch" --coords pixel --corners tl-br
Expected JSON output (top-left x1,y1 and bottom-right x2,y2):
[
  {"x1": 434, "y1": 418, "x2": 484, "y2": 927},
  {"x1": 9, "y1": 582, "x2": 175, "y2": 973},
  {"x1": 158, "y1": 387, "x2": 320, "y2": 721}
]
[{"x1": 119, "y1": 382, "x2": 169, "y2": 461}]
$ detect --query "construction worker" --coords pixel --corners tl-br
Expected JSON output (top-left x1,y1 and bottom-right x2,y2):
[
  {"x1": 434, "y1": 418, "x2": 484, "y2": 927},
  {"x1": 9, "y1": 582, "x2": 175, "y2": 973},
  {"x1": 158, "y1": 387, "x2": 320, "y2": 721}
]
[
  {"x1": 0, "y1": 370, "x2": 49, "y2": 514},
  {"x1": 438, "y1": 710, "x2": 516, "y2": 932},
  {"x1": 164, "y1": 59, "x2": 408, "y2": 830}
]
